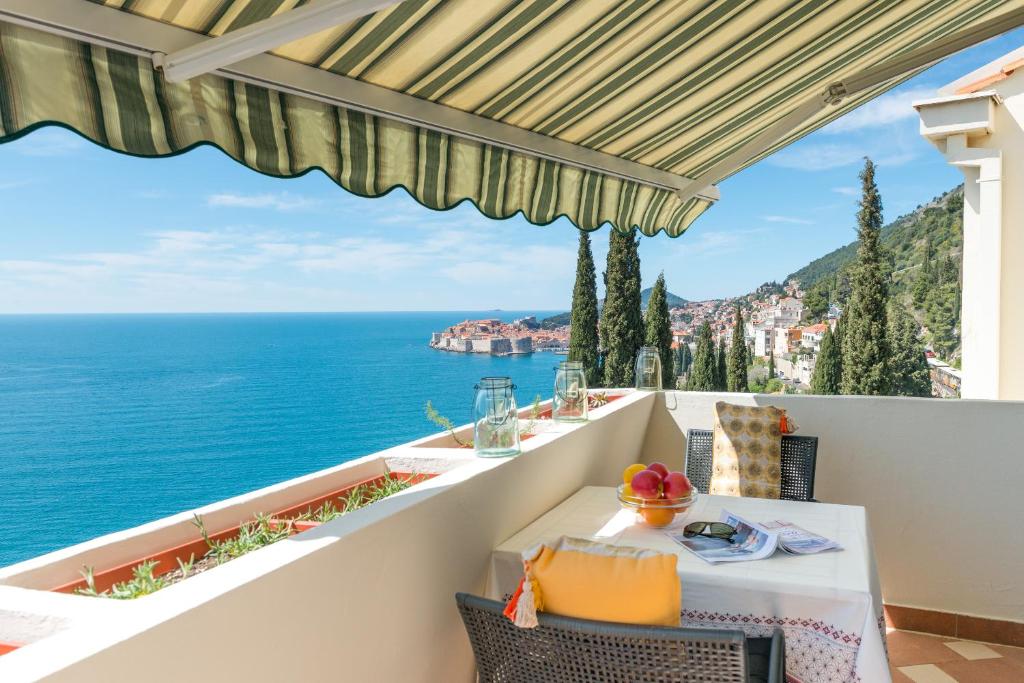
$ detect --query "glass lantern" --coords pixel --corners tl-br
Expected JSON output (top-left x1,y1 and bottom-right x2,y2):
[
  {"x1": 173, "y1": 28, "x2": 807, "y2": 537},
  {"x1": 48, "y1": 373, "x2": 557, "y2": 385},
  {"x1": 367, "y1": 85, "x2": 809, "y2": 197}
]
[
  {"x1": 552, "y1": 361, "x2": 588, "y2": 422},
  {"x1": 473, "y1": 377, "x2": 520, "y2": 457},
  {"x1": 635, "y1": 346, "x2": 663, "y2": 391}
]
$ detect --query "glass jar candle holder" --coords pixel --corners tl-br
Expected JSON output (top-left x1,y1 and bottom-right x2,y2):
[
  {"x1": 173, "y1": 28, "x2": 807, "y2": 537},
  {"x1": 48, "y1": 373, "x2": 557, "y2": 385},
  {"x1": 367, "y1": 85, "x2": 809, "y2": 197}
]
[
  {"x1": 635, "y1": 346, "x2": 663, "y2": 391},
  {"x1": 552, "y1": 361, "x2": 588, "y2": 422},
  {"x1": 473, "y1": 377, "x2": 520, "y2": 457}
]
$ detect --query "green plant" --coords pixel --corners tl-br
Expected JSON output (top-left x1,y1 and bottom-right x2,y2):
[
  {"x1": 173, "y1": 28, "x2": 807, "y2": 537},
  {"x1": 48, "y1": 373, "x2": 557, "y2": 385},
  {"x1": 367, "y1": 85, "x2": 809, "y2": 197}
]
[
  {"x1": 77, "y1": 560, "x2": 169, "y2": 600},
  {"x1": 203, "y1": 513, "x2": 293, "y2": 564},
  {"x1": 520, "y1": 394, "x2": 543, "y2": 436},
  {"x1": 76, "y1": 565, "x2": 101, "y2": 597},
  {"x1": 425, "y1": 400, "x2": 472, "y2": 447},
  {"x1": 77, "y1": 476, "x2": 415, "y2": 599},
  {"x1": 176, "y1": 554, "x2": 196, "y2": 578}
]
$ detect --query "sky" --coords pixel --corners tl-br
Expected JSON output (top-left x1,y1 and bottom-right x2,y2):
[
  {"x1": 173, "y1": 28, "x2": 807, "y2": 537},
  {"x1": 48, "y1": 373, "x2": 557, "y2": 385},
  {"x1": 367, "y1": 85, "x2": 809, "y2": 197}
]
[{"x1": 1, "y1": 30, "x2": 1021, "y2": 314}]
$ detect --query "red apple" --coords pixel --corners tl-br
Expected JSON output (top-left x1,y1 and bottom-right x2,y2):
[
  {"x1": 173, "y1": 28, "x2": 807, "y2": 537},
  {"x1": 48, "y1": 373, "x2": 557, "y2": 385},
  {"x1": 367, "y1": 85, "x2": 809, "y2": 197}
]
[
  {"x1": 630, "y1": 470, "x2": 662, "y2": 499},
  {"x1": 662, "y1": 472, "x2": 692, "y2": 499},
  {"x1": 646, "y1": 462, "x2": 670, "y2": 479}
]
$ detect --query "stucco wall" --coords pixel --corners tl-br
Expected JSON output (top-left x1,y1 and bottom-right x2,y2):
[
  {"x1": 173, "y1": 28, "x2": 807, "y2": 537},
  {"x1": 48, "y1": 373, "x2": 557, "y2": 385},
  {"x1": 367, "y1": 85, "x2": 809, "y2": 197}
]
[
  {"x1": 641, "y1": 391, "x2": 1024, "y2": 623},
  {"x1": 989, "y1": 74, "x2": 1024, "y2": 399},
  {"x1": 0, "y1": 393, "x2": 656, "y2": 683}
]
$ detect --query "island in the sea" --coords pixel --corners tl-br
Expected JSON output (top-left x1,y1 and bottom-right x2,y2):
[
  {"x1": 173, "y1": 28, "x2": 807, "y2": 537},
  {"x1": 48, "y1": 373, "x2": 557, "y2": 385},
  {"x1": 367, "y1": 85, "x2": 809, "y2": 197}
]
[{"x1": 429, "y1": 315, "x2": 570, "y2": 355}]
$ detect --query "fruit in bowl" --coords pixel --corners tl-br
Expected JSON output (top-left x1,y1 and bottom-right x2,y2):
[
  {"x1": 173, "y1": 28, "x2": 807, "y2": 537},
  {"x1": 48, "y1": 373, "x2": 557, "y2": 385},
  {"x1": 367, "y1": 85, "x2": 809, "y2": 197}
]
[{"x1": 618, "y1": 463, "x2": 696, "y2": 528}]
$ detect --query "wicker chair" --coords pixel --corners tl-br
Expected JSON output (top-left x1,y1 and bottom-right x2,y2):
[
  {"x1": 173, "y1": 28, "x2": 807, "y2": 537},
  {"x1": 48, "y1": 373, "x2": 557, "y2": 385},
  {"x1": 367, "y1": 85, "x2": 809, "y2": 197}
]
[
  {"x1": 456, "y1": 593, "x2": 785, "y2": 683},
  {"x1": 685, "y1": 429, "x2": 818, "y2": 502}
]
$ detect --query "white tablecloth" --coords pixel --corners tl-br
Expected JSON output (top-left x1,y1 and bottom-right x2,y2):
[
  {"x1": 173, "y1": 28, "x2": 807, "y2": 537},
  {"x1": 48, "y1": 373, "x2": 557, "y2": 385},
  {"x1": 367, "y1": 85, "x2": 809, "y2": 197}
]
[{"x1": 487, "y1": 487, "x2": 888, "y2": 683}]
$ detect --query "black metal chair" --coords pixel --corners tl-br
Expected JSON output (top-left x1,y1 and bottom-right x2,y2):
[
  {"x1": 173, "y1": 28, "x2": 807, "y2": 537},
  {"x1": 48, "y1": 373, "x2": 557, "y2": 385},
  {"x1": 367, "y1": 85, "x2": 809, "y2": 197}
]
[
  {"x1": 456, "y1": 593, "x2": 785, "y2": 683},
  {"x1": 685, "y1": 429, "x2": 819, "y2": 502}
]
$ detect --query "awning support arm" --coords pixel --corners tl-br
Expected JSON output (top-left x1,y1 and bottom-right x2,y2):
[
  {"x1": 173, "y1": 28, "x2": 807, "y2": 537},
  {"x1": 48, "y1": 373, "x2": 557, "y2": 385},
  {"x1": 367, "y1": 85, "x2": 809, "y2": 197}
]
[{"x1": 152, "y1": 0, "x2": 405, "y2": 83}]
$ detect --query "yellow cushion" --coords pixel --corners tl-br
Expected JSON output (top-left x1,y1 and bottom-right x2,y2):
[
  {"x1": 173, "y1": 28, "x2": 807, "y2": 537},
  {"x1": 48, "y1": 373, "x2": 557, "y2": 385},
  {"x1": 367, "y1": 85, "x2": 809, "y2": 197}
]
[
  {"x1": 508, "y1": 536, "x2": 680, "y2": 627},
  {"x1": 709, "y1": 401, "x2": 783, "y2": 499}
]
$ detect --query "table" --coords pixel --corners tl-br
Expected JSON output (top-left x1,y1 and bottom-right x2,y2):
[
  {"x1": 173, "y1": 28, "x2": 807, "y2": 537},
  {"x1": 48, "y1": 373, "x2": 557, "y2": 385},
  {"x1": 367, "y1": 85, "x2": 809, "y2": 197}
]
[{"x1": 488, "y1": 487, "x2": 888, "y2": 683}]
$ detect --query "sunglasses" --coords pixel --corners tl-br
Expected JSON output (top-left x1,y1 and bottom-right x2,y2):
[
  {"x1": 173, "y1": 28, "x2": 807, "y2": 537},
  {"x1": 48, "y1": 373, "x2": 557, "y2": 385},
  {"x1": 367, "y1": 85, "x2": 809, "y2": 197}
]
[{"x1": 683, "y1": 521, "x2": 737, "y2": 540}]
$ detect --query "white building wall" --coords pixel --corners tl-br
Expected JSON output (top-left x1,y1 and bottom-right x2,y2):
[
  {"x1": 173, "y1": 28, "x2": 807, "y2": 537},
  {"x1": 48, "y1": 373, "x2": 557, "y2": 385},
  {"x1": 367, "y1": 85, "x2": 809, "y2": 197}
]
[{"x1": 917, "y1": 64, "x2": 1024, "y2": 399}]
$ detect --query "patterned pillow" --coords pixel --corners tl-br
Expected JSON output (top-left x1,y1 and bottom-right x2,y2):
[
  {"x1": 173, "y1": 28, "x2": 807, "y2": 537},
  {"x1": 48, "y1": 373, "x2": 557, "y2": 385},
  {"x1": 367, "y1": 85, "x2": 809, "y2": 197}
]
[{"x1": 709, "y1": 401, "x2": 783, "y2": 499}]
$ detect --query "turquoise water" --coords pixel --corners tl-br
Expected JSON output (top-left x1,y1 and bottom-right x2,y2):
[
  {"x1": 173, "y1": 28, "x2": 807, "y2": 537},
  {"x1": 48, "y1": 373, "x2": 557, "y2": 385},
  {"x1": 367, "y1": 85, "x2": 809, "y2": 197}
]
[{"x1": 0, "y1": 312, "x2": 564, "y2": 568}]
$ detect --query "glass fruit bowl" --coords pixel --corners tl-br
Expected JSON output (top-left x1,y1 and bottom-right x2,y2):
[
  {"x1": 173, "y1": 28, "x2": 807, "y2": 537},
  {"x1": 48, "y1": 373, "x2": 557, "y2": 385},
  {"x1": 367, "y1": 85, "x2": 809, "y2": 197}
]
[{"x1": 616, "y1": 484, "x2": 697, "y2": 528}]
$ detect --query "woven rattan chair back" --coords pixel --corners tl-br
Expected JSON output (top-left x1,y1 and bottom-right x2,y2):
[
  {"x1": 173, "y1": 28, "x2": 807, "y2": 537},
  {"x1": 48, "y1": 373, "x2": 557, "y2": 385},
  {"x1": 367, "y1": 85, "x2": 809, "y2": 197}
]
[
  {"x1": 456, "y1": 593, "x2": 750, "y2": 682},
  {"x1": 685, "y1": 429, "x2": 818, "y2": 501}
]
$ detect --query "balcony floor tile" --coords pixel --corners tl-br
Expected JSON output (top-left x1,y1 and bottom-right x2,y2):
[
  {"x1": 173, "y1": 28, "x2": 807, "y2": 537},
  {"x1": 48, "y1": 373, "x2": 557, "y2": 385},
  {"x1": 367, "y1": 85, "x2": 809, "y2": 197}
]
[{"x1": 890, "y1": 629, "x2": 1024, "y2": 683}]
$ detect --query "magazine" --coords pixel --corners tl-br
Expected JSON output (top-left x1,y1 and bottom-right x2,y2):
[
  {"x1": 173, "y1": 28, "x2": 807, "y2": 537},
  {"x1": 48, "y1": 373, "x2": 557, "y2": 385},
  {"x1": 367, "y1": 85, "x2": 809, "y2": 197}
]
[
  {"x1": 760, "y1": 519, "x2": 843, "y2": 555},
  {"x1": 665, "y1": 510, "x2": 841, "y2": 564}
]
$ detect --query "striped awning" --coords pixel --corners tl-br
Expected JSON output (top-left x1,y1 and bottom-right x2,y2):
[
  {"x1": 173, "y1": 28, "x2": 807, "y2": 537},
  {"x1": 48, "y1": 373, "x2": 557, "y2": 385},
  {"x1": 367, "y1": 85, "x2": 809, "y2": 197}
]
[{"x1": 1, "y1": 1, "x2": 1022, "y2": 237}]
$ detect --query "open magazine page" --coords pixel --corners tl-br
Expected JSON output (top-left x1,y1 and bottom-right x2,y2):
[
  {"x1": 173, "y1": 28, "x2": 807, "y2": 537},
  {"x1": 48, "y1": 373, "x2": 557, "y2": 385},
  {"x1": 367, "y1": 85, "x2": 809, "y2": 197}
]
[
  {"x1": 665, "y1": 510, "x2": 778, "y2": 564},
  {"x1": 760, "y1": 519, "x2": 842, "y2": 554}
]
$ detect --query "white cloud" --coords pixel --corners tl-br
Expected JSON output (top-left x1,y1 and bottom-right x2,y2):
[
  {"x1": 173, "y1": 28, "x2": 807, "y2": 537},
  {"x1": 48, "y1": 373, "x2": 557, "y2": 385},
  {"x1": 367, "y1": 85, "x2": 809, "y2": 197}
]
[
  {"x1": 16, "y1": 129, "x2": 86, "y2": 157},
  {"x1": 768, "y1": 141, "x2": 917, "y2": 171},
  {"x1": 822, "y1": 87, "x2": 934, "y2": 134},
  {"x1": 207, "y1": 192, "x2": 320, "y2": 211},
  {"x1": 761, "y1": 215, "x2": 813, "y2": 225},
  {"x1": 677, "y1": 228, "x2": 767, "y2": 258},
  {"x1": 832, "y1": 186, "x2": 859, "y2": 197}
]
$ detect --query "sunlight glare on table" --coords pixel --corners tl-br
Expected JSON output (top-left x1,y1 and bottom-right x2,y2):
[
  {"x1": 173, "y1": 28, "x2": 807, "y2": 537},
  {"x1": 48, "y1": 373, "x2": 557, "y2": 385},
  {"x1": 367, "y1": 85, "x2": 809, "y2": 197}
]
[{"x1": 594, "y1": 508, "x2": 636, "y2": 538}]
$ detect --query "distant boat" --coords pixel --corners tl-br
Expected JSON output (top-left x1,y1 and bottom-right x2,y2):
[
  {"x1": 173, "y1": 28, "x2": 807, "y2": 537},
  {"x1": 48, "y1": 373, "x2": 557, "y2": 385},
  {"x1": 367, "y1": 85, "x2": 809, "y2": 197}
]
[{"x1": 554, "y1": 348, "x2": 569, "y2": 355}]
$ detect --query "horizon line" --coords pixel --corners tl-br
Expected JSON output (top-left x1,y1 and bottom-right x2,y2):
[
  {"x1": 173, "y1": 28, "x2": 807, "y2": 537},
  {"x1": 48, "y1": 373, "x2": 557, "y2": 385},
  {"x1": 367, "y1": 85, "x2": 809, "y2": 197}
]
[{"x1": 0, "y1": 309, "x2": 570, "y2": 316}]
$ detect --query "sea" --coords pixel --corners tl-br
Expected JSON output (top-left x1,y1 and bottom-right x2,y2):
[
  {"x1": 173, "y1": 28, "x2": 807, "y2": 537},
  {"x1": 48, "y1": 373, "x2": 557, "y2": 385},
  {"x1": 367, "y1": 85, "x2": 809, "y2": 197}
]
[{"x1": 0, "y1": 312, "x2": 566, "y2": 568}]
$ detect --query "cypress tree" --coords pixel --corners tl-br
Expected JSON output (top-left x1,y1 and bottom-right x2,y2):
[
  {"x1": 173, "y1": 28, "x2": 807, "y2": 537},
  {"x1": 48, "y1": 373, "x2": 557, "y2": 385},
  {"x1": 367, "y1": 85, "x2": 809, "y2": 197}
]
[
  {"x1": 679, "y1": 342, "x2": 692, "y2": 376},
  {"x1": 841, "y1": 158, "x2": 890, "y2": 395},
  {"x1": 809, "y1": 324, "x2": 842, "y2": 395},
  {"x1": 888, "y1": 305, "x2": 932, "y2": 397},
  {"x1": 767, "y1": 350, "x2": 776, "y2": 382},
  {"x1": 727, "y1": 306, "x2": 749, "y2": 392},
  {"x1": 568, "y1": 231, "x2": 600, "y2": 387},
  {"x1": 600, "y1": 228, "x2": 644, "y2": 387},
  {"x1": 644, "y1": 272, "x2": 675, "y2": 388},
  {"x1": 686, "y1": 322, "x2": 716, "y2": 391},
  {"x1": 716, "y1": 341, "x2": 728, "y2": 391}
]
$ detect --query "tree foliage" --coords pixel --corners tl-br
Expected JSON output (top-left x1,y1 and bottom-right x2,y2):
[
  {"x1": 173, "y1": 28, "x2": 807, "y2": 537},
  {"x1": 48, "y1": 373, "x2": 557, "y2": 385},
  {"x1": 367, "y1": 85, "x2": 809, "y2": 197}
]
[
  {"x1": 841, "y1": 158, "x2": 891, "y2": 395},
  {"x1": 727, "y1": 306, "x2": 749, "y2": 392},
  {"x1": 568, "y1": 231, "x2": 600, "y2": 387},
  {"x1": 644, "y1": 272, "x2": 675, "y2": 388},
  {"x1": 600, "y1": 228, "x2": 643, "y2": 387},
  {"x1": 888, "y1": 304, "x2": 932, "y2": 397},
  {"x1": 802, "y1": 284, "x2": 829, "y2": 322},
  {"x1": 674, "y1": 343, "x2": 692, "y2": 379},
  {"x1": 716, "y1": 341, "x2": 728, "y2": 392},
  {"x1": 686, "y1": 322, "x2": 716, "y2": 391},
  {"x1": 809, "y1": 324, "x2": 842, "y2": 395}
]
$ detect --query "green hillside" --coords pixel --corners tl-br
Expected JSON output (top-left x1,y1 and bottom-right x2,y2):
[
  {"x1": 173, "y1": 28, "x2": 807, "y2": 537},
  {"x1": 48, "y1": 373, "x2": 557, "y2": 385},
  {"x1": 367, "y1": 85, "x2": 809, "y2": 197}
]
[
  {"x1": 788, "y1": 185, "x2": 963, "y2": 289},
  {"x1": 789, "y1": 184, "x2": 964, "y2": 361},
  {"x1": 642, "y1": 286, "x2": 687, "y2": 309}
]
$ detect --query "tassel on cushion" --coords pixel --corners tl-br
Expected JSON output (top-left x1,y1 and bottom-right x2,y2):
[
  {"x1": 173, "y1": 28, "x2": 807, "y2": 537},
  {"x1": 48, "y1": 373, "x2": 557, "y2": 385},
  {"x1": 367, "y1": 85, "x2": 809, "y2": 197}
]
[{"x1": 503, "y1": 544, "x2": 544, "y2": 628}]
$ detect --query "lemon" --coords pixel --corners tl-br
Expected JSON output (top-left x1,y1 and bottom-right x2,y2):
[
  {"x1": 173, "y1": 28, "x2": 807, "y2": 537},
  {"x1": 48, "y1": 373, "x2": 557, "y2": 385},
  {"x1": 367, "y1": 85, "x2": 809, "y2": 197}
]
[{"x1": 622, "y1": 463, "x2": 647, "y2": 485}]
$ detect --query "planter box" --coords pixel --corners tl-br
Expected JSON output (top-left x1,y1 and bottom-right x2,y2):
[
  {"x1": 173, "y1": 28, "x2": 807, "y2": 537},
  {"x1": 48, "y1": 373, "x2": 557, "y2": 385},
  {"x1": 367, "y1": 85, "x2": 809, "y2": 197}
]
[
  {"x1": 51, "y1": 471, "x2": 434, "y2": 595},
  {"x1": 0, "y1": 642, "x2": 22, "y2": 656}
]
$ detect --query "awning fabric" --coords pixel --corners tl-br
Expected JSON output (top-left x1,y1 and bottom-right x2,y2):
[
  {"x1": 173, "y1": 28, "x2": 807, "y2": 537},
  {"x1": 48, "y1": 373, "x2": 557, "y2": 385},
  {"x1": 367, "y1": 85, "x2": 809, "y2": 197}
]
[{"x1": 0, "y1": 1, "x2": 1019, "y2": 237}]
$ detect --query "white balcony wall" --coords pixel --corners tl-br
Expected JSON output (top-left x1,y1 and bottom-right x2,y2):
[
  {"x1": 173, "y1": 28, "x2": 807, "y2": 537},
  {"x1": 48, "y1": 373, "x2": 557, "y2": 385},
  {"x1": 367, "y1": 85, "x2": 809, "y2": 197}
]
[
  {"x1": 0, "y1": 393, "x2": 656, "y2": 683},
  {"x1": 642, "y1": 391, "x2": 1024, "y2": 624},
  {"x1": 4, "y1": 390, "x2": 1022, "y2": 682}
]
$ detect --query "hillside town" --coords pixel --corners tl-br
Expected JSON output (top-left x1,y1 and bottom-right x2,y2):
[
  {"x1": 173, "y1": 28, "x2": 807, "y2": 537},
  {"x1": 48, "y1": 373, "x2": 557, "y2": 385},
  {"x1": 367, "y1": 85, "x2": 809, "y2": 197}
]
[
  {"x1": 429, "y1": 317, "x2": 569, "y2": 355},
  {"x1": 666, "y1": 280, "x2": 959, "y2": 397},
  {"x1": 428, "y1": 279, "x2": 959, "y2": 397}
]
